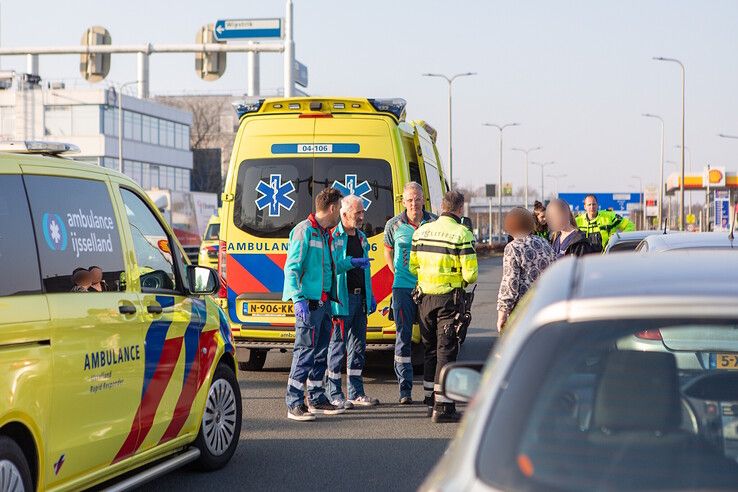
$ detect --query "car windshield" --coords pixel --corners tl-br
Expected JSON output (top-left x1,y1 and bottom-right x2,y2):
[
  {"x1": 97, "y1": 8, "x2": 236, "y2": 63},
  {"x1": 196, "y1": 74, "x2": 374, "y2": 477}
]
[
  {"x1": 233, "y1": 157, "x2": 394, "y2": 238},
  {"x1": 204, "y1": 223, "x2": 220, "y2": 240},
  {"x1": 477, "y1": 320, "x2": 738, "y2": 491}
]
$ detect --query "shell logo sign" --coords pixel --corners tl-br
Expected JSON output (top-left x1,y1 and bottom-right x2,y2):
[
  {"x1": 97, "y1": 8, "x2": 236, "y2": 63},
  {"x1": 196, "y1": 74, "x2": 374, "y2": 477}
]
[{"x1": 707, "y1": 167, "x2": 726, "y2": 187}]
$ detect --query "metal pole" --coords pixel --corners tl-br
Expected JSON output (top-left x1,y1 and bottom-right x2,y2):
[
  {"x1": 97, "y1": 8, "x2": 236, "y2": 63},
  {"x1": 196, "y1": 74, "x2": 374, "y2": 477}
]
[
  {"x1": 512, "y1": 146, "x2": 541, "y2": 209},
  {"x1": 643, "y1": 114, "x2": 665, "y2": 228},
  {"x1": 26, "y1": 53, "x2": 38, "y2": 75},
  {"x1": 283, "y1": 0, "x2": 294, "y2": 97},
  {"x1": 447, "y1": 80, "x2": 453, "y2": 187},
  {"x1": 136, "y1": 51, "x2": 149, "y2": 99},
  {"x1": 247, "y1": 49, "x2": 260, "y2": 97},
  {"x1": 498, "y1": 130, "x2": 503, "y2": 235},
  {"x1": 487, "y1": 197, "x2": 492, "y2": 242},
  {"x1": 706, "y1": 164, "x2": 711, "y2": 231},
  {"x1": 117, "y1": 81, "x2": 138, "y2": 174}
]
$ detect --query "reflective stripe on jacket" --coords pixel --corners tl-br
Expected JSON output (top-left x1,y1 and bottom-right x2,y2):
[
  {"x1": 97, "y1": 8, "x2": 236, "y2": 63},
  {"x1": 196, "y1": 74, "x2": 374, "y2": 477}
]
[
  {"x1": 330, "y1": 222, "x2": 373, "y2": 316},
  {"x1": 575, "y1": 210, "x2": 635, "y2": 251},
  {"x1": 409, "y1": 214, "x2": 478, "y2": 295}
]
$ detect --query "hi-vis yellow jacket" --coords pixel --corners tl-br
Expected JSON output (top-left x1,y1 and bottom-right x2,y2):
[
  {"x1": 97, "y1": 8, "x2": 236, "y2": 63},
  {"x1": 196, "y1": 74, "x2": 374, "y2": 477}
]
[{"x1": 409, "y1": 214, "x2": 478, "y2": 295}]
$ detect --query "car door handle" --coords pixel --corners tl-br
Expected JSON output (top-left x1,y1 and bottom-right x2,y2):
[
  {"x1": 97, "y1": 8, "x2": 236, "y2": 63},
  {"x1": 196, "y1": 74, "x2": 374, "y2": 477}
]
[
  {"x1": 119, "y1": 304, "x2": 137, "y2": 315},
  {"x1": 147, "y1": 305, "x2": 163, "y2": 314}
]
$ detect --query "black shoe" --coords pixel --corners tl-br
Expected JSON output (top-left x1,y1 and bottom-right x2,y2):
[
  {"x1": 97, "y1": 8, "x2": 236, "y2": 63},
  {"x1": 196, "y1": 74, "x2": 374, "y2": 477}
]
[
  {"x1": 288, "y1": 404, "x2": 316, "y2": 421},
  {"x1": 424, "y1": 396, "x2": 434, "y2": 417},
  {"x1": 308, "y1": 400, "x2": 345, "y2": 415},
  {"x1": 399, "y1": 396, "x2": 413, "y2": 405},
  {"x1": 431, "y1": 403, "x2": 463, "y2": 423}
]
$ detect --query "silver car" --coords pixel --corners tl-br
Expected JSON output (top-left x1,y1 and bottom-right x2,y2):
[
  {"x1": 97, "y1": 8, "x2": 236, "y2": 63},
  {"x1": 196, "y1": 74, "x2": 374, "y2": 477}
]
[
  {"x1": 422, "y1": 252, "x2": 738, "y2": 491},
  {"x1": 636, "y1": 231, "x2": 737, "y2": 252},
  {"x1": 604, "y1": 230, "x2": 668, "y2": 253}
]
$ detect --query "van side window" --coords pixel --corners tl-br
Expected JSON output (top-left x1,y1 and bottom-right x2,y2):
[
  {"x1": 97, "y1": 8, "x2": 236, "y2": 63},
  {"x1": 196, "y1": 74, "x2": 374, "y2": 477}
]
[
  {"x1": 0, "y1": 175, "x2": 42, "y2": 296},
  {"x1": 424, "y1": 162, "x2": 444, "y2": 215},
  {"x1": 24, "y1": 175, "x2": 125, "y2": 293},
  {"x1": 119, "y1": 188, "x2": 179, "y2": 293},
  {"x1": 409, "y1": 161, "x2": 422, "y2": 186}
]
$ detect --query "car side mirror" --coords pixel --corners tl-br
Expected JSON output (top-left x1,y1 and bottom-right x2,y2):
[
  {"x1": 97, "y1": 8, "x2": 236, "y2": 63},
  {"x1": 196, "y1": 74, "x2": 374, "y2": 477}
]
[
  {"x1": 187, "y1": 265, "x2": 220, "y2": 295},
  {"x1": 439, "y1": 361, "x2": 484, "y2": 403}
]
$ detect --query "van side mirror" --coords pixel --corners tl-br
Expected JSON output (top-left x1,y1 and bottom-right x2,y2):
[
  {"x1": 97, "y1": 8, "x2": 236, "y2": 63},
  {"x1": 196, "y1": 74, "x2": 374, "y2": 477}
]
[
  {"x1": 439, "y1": 361, "x2": 484, "y2": 403},
  {"x1": 186, "y1": 265, "x2": 220, "y2": 295}
]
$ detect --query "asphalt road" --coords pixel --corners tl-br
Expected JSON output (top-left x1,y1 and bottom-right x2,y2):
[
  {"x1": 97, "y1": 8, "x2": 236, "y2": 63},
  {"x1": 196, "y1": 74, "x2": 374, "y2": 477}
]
[{"x1": 141, "y1": 257, "x2": 502, "y2": 492}]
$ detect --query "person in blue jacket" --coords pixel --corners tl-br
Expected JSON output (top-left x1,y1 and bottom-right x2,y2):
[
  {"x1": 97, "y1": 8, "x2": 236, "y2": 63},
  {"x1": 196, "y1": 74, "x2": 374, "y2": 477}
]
[
  {"x1": 326, "y1": 194, "x2": 379, "y2": 409},
  {"x1": 283, "y1": 188, "x2": 371, "y2": 421}
]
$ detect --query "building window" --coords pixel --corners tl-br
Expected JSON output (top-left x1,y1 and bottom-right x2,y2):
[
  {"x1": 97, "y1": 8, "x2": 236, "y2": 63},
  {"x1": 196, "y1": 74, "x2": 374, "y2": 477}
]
[
  {"x1": 149, "y1": 118, "x2": 159, "y2": 145},
  {"x1": 132, "y1": 112, "x2": 142, "y2": 142},
  {"x1": 0, "y1": 107, "x2": 14, "y2": 138},
  {"x1": 103, "y1": 106, "x2": 118, "y2": 137},
  {"x1": 123, "y1": 110, "x2": 134, "y2": 140},
  {"x1": 142, "y1": 115, "x2": 152, "y2": 144},
  {"x1": 45, "y1": 106, "x2": 72, "y2": 136}
]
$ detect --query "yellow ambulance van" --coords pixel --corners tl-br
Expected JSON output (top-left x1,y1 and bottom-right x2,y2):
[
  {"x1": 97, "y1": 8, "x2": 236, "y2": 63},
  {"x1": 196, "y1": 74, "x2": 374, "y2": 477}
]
[
  {"x1": 218, "y1": 97, "x2": 448, "y2": 370},
  {"x1": 0, "y1": 141, "x2": 240, "y2": 491}
]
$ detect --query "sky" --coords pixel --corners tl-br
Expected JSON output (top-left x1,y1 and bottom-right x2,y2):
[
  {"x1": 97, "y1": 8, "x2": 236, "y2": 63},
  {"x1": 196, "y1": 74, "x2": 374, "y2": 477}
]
[{"x1": 2, "y1": 0, "x2": 738, "y2": 196}]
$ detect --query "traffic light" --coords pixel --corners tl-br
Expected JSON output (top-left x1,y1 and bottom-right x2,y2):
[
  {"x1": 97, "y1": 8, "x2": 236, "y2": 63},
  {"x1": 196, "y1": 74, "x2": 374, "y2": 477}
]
[
  {"x1": 80, "y1": 26, "x2": 111, "y2": 83},
  {"x1": 195, "y1": 24, "x2": 227, "y2": 81}
]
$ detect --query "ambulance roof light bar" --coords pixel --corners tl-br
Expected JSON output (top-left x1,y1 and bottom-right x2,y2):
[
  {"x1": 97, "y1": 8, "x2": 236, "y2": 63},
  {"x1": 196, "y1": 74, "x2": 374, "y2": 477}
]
[
  {"x1": 233, "y1": 98, "x2": 265, "y2": 119},
  {"x1": 0, "y1": 140, "x2": 80, "y2": 155},
  {"x1": 368, "y1": 98, "x2": 407, "y2": 121}
]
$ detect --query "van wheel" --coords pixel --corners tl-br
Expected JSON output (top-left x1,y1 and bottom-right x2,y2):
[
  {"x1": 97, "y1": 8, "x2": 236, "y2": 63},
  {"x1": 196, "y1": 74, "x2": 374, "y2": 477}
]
[
  {"x1": 193, "y1": 363, "x2": 242, "y2": 471},
  {"x1": 0, "y1": 436, "x2": 33, "y2": 492},
  {"x1": 411, "y1": 342, "x2": 425, "y2": 375},
  {"x1": 238, "y1": 349, "x2": 267, "y2": 371}
]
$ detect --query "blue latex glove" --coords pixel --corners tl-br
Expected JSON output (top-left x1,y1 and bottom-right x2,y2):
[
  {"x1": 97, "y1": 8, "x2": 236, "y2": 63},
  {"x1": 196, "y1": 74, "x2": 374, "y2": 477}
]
[
  {"x1": 350, "y1": 257, "x2": 373, "y2": 269},
  {"x1": 294, "y1": 300, "x2": 309, "y2": 325},
  {"x1": 369, "y1": 295, "x2": 377, "y2": 314}
]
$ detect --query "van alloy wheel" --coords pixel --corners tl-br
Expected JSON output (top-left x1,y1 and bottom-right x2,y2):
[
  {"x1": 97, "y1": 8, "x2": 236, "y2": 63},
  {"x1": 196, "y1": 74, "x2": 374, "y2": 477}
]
[
  {"x1": 0, "y1": 459, "x2": 25, "y2": 492},
  {"x1": 202, "y1": 378, "x2": 238, "y2": 456}
]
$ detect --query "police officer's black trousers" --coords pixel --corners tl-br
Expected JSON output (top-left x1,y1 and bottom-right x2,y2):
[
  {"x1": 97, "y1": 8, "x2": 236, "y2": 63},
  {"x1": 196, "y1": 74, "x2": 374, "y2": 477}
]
[{"x1": 418, "y1": 292, "x2": 458, "y2": 402}]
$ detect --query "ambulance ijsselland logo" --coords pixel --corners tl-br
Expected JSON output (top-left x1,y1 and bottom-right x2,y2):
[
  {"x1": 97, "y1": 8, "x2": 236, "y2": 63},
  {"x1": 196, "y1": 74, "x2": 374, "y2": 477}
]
[
  {"x1": 332, "y1": 174, "x2": 372, "y2": 210},
  {"x1": 255, "y1": 174, "x2": 296, "y2": 217},
  {"x1": 42, "y1": 212, "x2": 68, "y2": 251}
]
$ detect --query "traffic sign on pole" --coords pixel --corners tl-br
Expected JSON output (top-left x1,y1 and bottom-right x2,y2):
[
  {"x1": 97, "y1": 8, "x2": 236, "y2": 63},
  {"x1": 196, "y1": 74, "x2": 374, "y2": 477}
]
[
  {"x1": 214, "y1": 18, "x2": 283, "y2": 40},
  {"x1": 294, "y1": 60, "x2": 308, "y2": 88},
  {"x1": 195, "y1": 24, "x2": 226, "y2": 81},
  {"x1": 80, "y1": 26, "x2": 111, "y2": 82}
]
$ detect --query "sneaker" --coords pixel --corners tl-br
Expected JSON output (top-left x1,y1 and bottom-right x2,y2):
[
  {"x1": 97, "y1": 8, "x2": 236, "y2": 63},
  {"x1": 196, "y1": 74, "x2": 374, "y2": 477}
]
[
  {"x1": 308, "y1": 400, "x2": 345, "y2": 415},
  {"x1": 288, "y1": 404, "x2": 316, "y2": 422},
  {"x1": 431, "y1": 403, "x2": 463, "y2": 424},
  {"x1": 331, "y1": 398, "x2": 354, "y2": 410},
  {"x1": 350, "y1": 395, "x2": 380, "y2": 407},
  {"x1": 399, "y1": 396, "x2": 413, "y2": 405}
]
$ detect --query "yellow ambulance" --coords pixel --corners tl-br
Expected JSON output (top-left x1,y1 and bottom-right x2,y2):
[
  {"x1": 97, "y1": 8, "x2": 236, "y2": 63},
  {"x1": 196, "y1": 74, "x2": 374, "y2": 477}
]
[
  {"x1": 0, "y1": 141, "x2": 240, "y2": 491},
  {"x1": 218, "y1": 97, "x2": 449, "y2": 370},
  {"x1": 198, "y1": 213, "x2": 221, "y2": 269}
]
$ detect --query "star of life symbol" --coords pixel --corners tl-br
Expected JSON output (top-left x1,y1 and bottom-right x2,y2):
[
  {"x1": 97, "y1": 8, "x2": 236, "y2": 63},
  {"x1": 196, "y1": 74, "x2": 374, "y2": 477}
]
[
  {"x1": 42, "y1": 212, "x2": 67, "y2": 251},
  {"x1": 255, "y1": 174, "x2": 296, "y2": 217},
  {"x1": 50, "y1": 219, "x2": 62, "y2": 244},
  {"x1": 331, "y1": 174, "x2": 372, "y2": 210}
]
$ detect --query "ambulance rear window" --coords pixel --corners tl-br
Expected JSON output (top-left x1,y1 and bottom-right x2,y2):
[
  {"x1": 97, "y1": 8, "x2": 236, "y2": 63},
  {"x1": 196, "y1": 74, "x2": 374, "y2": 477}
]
[{"x1": 233, "y1": 157, "x2": 394, "y2": 238}]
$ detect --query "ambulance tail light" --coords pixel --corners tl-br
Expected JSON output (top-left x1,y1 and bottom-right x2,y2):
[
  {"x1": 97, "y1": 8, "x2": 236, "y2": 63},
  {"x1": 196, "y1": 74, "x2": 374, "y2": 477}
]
[
  {"x1": 368, "y1": 98, "x2": 407, "y2": 121},
  {"x1": 233, "y1": 98, "x2": 265, "y2": 118},
  {"x1": 218, "y1": 240, "x2": 227, "y2": 298}
]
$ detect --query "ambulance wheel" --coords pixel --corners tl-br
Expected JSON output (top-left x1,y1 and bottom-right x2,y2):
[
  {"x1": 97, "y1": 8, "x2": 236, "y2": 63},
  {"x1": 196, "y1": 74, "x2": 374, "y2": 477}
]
[
  {"x1": 193, "y1": 363, "x2": 242, "y2": 471},
  {"x1": 0, "y1": 436, "x2": 33, "y2": 492},
  {"x1": 411, "y1": 342, "x2": 425, "y2": 375},
  {"x1": 238, "y1": 349, "x2": 267, "y2": 371}
]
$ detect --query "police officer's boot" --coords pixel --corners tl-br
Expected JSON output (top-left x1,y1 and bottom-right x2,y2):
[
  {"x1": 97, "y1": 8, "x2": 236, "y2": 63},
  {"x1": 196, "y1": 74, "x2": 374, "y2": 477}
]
[
  {"x1": 431, "y1": 402, "x2": 463, "y2": 423},
  {"x1": 424, "y1": 395, "x2": 434, "y2": 417}
]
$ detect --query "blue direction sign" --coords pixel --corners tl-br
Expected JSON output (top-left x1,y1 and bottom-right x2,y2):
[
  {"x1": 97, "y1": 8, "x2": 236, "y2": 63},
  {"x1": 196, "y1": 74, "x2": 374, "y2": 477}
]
[
  {"x1": 214, "y1": 18, "x2": 283, "y2": 40},
  {"x1": 559, "y1": 192, "x2": 643, "y2": 217}
]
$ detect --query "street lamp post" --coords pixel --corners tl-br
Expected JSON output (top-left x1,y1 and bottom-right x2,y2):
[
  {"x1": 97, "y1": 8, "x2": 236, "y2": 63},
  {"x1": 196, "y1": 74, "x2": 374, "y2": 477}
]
[
  {"x1": 483, "y1": 122, "x2": 519, "y2": 235},
  {"x1": 422, "y1": 72, "x2": 476, "y2": 187},
  {"x1": 115, "y1": 80, "x2": 139, "y2": 174},
  {"x1": 531, "y1": 161, "x2": 554, "y2": 201},
  {"x1": 511, "y1": 145, "x2": 541, "y2": 209},
  {"x1": 546, "y1": 174, "x2": 567, "y2": 198},
  {"x1": 674, "y1": 144, "x2": 693, "y2": 219},
  {"x1": 654, "y1": 56, "x2": 686, "y2": 230},
  {"x1": 631, "y1": 175, "x2": 644, "y2": 229},
  {"x1": 642, "y1": 113, "x2": 665, "y2": 228}
]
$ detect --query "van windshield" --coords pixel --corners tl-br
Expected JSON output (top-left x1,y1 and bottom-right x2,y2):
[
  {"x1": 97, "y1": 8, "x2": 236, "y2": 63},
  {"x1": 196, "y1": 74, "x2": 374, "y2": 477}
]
[{"x1": 234, "y1": 157, "x2": 394, "y2": 238}]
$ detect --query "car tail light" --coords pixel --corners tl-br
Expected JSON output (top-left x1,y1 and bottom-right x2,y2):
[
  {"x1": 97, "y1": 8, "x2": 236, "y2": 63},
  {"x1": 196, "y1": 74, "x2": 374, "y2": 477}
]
[
  {"x1": 635, "y1": 329, "x2": 662, "y2": 340},
  {"x1": 217, "y1": 240, "x2": 227, "y2": 298}
]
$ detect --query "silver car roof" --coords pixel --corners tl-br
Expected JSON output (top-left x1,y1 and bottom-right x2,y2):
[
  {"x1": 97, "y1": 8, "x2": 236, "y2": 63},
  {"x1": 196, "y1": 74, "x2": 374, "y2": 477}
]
[{"x1": 641, "y1": 232, "x2": 737, "y2": 251}]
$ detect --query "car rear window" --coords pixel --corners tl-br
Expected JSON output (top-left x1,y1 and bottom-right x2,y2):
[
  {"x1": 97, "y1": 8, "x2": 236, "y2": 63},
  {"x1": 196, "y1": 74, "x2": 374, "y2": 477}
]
[
  {"x1": 233, "y1": 157, "x2": 394, "y2": 238},
  {"x1": 476, "y1": 320, "x2": 738, "y2": 491},
  {"x1": 0, "y1": 175, "x2": 42, "y2": 296}
]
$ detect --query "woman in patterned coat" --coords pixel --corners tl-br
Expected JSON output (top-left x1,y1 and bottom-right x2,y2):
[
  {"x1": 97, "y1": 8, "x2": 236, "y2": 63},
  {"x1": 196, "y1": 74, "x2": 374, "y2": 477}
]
[{"x1": 496, "y1": 208, "x2": 556, "y2": 332}]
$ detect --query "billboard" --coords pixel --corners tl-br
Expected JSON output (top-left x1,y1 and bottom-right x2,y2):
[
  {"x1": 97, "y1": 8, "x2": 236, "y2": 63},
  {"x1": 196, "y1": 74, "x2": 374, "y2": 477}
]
[{"x1": 559, "y1": 192, "x2": 643, "y2": 217}]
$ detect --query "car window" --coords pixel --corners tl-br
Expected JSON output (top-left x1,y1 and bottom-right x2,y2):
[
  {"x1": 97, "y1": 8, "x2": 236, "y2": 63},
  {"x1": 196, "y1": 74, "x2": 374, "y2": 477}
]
[
  {"x1": 607, "y1": 240, "x2": 639, "y2": 252},
  {"x1": 476, "y1": 320, "x2": 738, "y2": 491},
  {"x1": 119, "y1": 188, "x2": 179, "y2": 293},
  {"x1": 204, "y1": 222, "x2": 220, "y2": 240},
  {"x1": 0, "y1": 175, "x2": 42, "y2": 296},
  {"x1": 24, "y1": 175, "x2": 125, "y2": 293}
]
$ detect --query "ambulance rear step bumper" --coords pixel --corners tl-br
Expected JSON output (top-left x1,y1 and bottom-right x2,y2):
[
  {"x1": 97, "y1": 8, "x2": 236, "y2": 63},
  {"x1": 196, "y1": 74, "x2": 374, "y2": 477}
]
[
  {"x1": 102, "y1": 447, "x2": 200, "y2": 492},
  {"x1": 236, "y1": 341, "x2": 396, "y2": 351}
]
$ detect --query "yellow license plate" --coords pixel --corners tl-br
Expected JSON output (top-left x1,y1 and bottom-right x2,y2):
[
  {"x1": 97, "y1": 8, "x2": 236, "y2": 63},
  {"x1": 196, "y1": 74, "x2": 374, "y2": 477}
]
[
  {"x1": 715, "y1": 353, "x2": 738, "y2": 370},
  {"x1": 244, "y1": 302, "x2": 294, "y2": 316}
]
